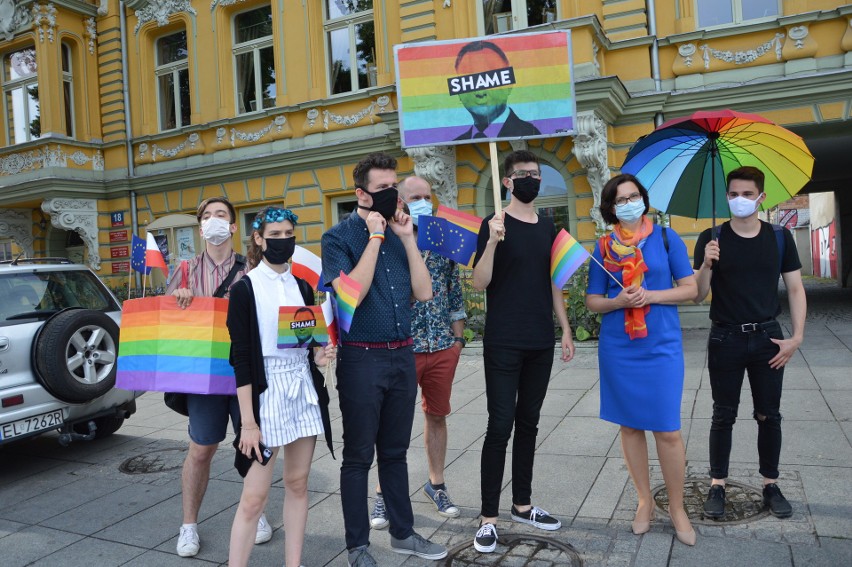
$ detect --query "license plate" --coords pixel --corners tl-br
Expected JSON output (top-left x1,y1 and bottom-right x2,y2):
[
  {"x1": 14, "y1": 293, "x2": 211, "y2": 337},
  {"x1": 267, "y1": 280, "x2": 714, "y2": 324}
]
[{"x1": 0, "y1": 409, "x2": 64, "y2": 440}]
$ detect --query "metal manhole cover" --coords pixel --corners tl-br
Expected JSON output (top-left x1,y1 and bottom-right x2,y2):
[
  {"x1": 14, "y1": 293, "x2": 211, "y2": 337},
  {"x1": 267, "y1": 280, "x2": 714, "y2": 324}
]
[
  {"x1": 442, "y1": 533, "x2": 582, "y2": 566},
  {"x1": 652, "y1": 478, "x2": 770, "y2": 525},
  {"x1": 119, "y1": 448, "x2": 187, "y2": 474}
]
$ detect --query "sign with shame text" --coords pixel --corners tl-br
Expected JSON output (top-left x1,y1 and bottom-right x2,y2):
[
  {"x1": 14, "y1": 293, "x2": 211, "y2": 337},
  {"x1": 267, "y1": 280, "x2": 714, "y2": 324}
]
[
  {"x1": 277, "y1": 305, "x2": 329, "y2": 349},
  {"x1": 394, "y1": 31, "x2": 575, "y2": 148}
]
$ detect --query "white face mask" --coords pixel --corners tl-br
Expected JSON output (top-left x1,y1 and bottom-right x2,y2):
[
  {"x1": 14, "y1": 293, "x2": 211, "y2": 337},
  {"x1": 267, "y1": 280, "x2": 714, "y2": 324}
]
[
  {"x1": 201, "y1": 217, "x2": 232, "y2": 245},
  {"x1": 727, "y1": 194, "x2": 762, "y2": 218},
  {"x1": 407, "y1": 199, "x2": 433, "y2": 226}
]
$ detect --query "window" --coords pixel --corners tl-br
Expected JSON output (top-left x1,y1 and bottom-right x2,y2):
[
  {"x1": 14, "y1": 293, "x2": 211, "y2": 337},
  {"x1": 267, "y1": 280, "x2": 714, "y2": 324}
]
[
  {"x1": 61, "y1": 43, "x2": 74, "y2": 138},
  {"x1": 696, "y1": 0, "x2": 779, "y2": 28},
  {"x1": 2, "y1": 47, "x2": 41, "y2": 144},
  {"x1": 325, "y1": 0, "x2": 376, "y2": 95},
  {"x1": 233, "y1": 5, "x2": 276, "y2": 114},
  {"x1": 480, "y1": 0, "x2": 559, "y2": 35},
  {"x1": 0, "y1": 240, "x2": 12, "y2": 261},
  {"x1": 155, "y1": 31, "x2": 191, "y2": 131}
]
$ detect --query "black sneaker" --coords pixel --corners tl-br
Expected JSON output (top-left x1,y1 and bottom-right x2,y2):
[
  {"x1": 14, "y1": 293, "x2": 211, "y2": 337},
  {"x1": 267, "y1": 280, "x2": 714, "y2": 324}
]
[
  {"x1": 510, "y1": 505, "x2": 561, "y2": 530},
  {"x1": 763, "y1": 483, "x2": 793, "y2": 518},
  {"x1": 703, "y1": 484, "x2": 726, "y2": 518},
  {"x1": 474, "y1": 523, "x2": 498, "y2": 553}
]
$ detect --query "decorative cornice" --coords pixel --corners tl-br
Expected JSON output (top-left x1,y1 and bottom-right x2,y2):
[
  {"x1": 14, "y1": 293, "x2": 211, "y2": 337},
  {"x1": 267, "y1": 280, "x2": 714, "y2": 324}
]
[
  {"x1": 210, "y1": 0, "x2": 247, "y2": 11},
  {"x1": 138, "y1": 132, "x2": 203, "y2": 163},
  {"x1": 405, "y1": 146, "x2": 458, "y2": 208},
  {"x1": 0, "y1": 208, "x2": 35, "y2": 258},
  {"x1": 134, "y1": 0, "x2": 197, "y2": 35},
  {"x1": 698, "y1": 33, "x2": 785, "y2": 70},
  {"x1": 41, "y1": 197, "x2": 101, "y2": 270},
  {"x1": 0, "y1": 145, "x2": 104, "y2": 176},
  {"x1": 572, "y1": 111, "x2": 609, "y2": 232},
  {"x1": 214, "y1": 114, "x2": 292, "y2": 148}
]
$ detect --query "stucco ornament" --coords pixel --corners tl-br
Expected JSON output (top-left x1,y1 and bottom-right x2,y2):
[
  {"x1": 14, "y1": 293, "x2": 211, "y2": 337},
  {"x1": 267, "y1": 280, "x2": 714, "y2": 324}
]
[
  {"x1": 573, "y1": 111, "x2": 609, "y2": 233},
  {"x1": 41, "y1": 198, "x2": 101, "y2": 270},
  {"x1": 0, "y1": 208, "x2": 35, "y2": 258},
  {"x1": 700, "y1": 33, "x2": 784, "y2": 69},
  {"x1": 678, "y1": 43, "x2": 696, "y2": 67},
  {"x1": 788, "y1": 26, "x2": 808, "y2": 49},
  {"x1": 405, "y1": 146, "x2": 458, "y2": 208},
  {"x1": 31, "y1": 2, "x2": 57, "y2": 43},
  {"x1": 135, "y1": 0, "x2": 197, "y2": 34},
  {"x1": 0, "y1": 0, "x2": 32, "y2": 41}
]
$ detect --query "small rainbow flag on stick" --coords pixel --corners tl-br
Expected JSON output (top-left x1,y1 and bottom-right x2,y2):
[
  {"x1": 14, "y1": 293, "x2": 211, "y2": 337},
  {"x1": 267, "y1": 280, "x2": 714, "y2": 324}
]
[
  {"x1": 551, "y1": 229, "x2": 591, "y2": 289},
  {"x1": 116, "y1": 296, "x2": 236, "y2": 395},
  {"x1": 336, "y1": 271, "x2": 362, "y2": 334}
]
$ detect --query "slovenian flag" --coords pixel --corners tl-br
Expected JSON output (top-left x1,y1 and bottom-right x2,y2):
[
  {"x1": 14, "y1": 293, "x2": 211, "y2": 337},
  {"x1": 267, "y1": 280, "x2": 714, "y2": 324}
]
[
  {"x1": 145, "y1": 233, "x2": 169, "y2": 277},
  {"x1": 550, "y1": 229, "x2": 590, "y2": 289},
  {"x1": 336, "y1": 271, "x2": 362, "y2": 334},
  {"x1": 292, "y1": 245, "x2": 323, "y2": 290}
]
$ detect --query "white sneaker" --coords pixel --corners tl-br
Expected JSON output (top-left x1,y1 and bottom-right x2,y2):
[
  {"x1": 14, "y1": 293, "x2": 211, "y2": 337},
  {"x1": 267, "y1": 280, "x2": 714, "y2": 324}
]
[
  {"x1": 255, "y1": 513, "x2": 273, "y2": 544},
  {"x1": 177, "y1": 525, "x2": 200, "y2": 557}
]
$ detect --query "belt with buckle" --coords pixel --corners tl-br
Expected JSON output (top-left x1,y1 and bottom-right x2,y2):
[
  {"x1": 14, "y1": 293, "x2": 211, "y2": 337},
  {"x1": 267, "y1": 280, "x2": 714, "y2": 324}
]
[
  {"x1": 342, "y1": 338, "x2": 414, "y2": 349},
  {"x1": 712, "y1": 321, "x2": 778, "y2": 333}
]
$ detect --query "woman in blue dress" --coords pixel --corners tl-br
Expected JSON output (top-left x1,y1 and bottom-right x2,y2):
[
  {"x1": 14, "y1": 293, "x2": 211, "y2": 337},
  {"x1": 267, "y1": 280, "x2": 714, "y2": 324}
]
[{"x1": 585, "y1": 174, "x2": 697, "y2": 546}]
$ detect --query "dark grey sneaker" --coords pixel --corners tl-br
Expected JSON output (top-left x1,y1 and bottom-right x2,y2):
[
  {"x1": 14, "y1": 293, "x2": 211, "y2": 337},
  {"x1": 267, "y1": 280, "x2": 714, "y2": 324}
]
[
  {"x1": 347, "y1": 545, "x2": 378, "y2": 567},
  {"x1": 423, "y1": 482, "x2": 461, "y2": 518},
  {"x1": 763, "y1": 483, "x2": 792, "y2": 518},
  {"x1": 474, "y1": 522, "x2": 498, "y2": 553},
  {"x1": 390, "y1": 531, "x2": 447, "y2": 560},
  {"x1": 510, "y1": 505, "x2": 561, "y2": 530},
  {"x1": 703, "y1": 484, "x2": 726, "y2": 518}
]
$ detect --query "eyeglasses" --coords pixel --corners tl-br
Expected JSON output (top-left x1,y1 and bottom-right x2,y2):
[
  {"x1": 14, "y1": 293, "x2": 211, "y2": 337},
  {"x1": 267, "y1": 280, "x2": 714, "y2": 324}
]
[
  {"x1": 508, "y1": 169, "x2": 541, "y2": 179},
  {"x1": 615, "y1": 193, "x2": 643, "y2": 207}
]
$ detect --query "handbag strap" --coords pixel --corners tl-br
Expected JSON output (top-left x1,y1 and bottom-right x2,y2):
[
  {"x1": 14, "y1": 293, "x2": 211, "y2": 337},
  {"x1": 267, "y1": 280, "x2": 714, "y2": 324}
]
[{"x1": 213, "y1": 254, "x2": 247, "y2": 298}]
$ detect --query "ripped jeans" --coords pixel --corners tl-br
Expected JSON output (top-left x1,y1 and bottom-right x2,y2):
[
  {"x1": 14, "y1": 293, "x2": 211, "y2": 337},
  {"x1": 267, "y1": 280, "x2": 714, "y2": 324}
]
[{"x1": 707, "y1": 321, "x2": 785, "y2": 480}]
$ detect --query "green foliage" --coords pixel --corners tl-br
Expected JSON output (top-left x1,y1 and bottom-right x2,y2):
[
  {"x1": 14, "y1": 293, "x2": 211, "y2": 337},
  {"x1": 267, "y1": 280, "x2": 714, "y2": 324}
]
[{"x1": 562, "y1": 265, "x2": 601, "y2": 341}]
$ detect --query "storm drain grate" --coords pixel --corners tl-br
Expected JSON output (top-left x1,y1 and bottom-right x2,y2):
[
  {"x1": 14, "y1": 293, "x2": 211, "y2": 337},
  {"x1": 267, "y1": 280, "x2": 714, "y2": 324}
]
[
  {"x1": 119, "y1": 447, "x2": 187, "y2": 475},
  {"x1": 442, "y1": 533, "x2": 582, "y2": 566},
  {"x1": 652, "y1": 478, "x2": 770, "y2": 525}
]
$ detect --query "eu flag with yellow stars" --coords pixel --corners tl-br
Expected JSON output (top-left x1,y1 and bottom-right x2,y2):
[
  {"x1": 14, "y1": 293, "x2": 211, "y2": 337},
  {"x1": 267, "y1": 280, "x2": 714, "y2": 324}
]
[
  {"x1": 131, "y1": 234, "x2": 151, "y2": 275},
  {"x1": 417, "y1": 215, "x2": 478, "y2": 267}
]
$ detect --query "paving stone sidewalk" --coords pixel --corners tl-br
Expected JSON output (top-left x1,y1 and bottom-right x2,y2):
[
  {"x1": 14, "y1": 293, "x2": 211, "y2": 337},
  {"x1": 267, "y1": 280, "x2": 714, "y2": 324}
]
[{"x1": 1, "y1": 278, "x2": 850, "y2": 566}]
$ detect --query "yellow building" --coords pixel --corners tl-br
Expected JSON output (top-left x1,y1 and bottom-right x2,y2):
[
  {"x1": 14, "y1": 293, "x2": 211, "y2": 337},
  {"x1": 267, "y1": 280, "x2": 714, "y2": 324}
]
[{"x1": 1, "y1": 0, "x2": 850, "y2": 288}]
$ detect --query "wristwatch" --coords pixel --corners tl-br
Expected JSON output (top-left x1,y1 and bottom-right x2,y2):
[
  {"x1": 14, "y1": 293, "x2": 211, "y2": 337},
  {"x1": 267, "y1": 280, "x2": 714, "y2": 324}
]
[{"x1": 453, "y1": 337, "x2": 466, "y2": 348}]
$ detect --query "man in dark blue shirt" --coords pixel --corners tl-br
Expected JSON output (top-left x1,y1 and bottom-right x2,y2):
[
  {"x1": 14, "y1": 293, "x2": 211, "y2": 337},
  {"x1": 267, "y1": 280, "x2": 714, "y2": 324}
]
[{"x1": 321, "y1": 152, "x2": 445, "y2": 566}]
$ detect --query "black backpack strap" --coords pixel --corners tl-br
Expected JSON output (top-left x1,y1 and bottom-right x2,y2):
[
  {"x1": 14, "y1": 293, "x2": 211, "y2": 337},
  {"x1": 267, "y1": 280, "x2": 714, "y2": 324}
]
[
  {"x1": 661, "y1": 226, "x2": 669, "y2": 254},
  {"x1": 771, "y1": 224, "x2": 786, "y2": 273},
  {"x1": 213, "y1": 253, "x2": 246, "y2": 298},
  {"x1": 295, "y1": 276, "x2": 315, "y2": 306}
]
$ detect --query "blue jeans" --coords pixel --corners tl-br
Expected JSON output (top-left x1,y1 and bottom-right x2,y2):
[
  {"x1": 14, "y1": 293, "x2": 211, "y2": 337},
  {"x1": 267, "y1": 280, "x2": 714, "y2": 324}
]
[
  {"x1": 336, "y1": 344, "x2": 417, "y2": 549},
  {"x1": 707, "y1": 321, "x2": 785, "y2": 480},
  {"x1": 480, "y1": 345, "x2": 554, "y2": 518}
]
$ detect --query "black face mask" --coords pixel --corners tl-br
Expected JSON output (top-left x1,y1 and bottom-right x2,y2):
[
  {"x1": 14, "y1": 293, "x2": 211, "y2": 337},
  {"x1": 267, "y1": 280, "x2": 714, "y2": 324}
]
[
  {"x1": 262, "y1": 236, "x2": 296, "y2": 265},
  {"x1": 509, "y1": 176, "x2": 541, "y2": 204},
  {"x1": 358, "y1": 187, "x2": 399, "y2": 220}
]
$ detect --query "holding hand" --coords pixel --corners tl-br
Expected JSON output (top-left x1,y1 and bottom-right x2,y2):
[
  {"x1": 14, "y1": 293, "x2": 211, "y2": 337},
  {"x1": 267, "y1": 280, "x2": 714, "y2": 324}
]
[
  {"x1": 389, "y1": 209, "x2": 414, "y2": 237},
  {"x1": 315, "y1": 343, "x2": 337, "y2": 366},
  {"x1": 238, "y1": 423, "x2": 262, "y2": 461},
  {"x1": 703, "y1": 240, "x2": 720, "y2": 268},
  {"x1": 487, "y1": 212, "x2": 505, "y2": 244},
  {"x1": 617, "y1": 285, "x2": 647, "y2": 309},
  {"x1": 366, "y1": 211, "x2": 387, "y2": 234},
  {"x1": 173, "y1": 288, "x2": 194, "y2": 309}
]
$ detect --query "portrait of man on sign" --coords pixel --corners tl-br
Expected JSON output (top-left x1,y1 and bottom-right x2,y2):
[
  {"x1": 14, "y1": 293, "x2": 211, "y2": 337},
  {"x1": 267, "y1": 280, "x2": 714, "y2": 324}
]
[{"x1": 450, "y1": 40, "x2": 541, "y2": 140}]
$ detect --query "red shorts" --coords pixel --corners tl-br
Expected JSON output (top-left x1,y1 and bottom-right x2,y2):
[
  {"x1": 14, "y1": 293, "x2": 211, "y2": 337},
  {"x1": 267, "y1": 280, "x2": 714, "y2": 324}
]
[{"x1": 415, "y1": 346, "x2": 462, "y2": 417}]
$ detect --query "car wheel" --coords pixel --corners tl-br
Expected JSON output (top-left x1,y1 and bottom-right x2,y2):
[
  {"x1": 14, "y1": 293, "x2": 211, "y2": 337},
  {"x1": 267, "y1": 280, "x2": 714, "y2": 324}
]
[
  {"x1": 34, "y1": 310, "x2": 119, "y2": 404},
  {"x1": 72, "y1": 415, "x2": 126, "y2": 439}
]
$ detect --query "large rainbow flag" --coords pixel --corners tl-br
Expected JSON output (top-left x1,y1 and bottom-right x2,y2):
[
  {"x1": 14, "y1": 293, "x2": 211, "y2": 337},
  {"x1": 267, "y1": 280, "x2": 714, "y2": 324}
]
[
  {"x1": 116, "y1": 296, "x2": 236, "y2": 395},
  {"x1": 395, "y1": 31, "x2": 575, "y2": 148},
  {"x1": 551, "y1": 229, "x2": 591, "y2": 289}
]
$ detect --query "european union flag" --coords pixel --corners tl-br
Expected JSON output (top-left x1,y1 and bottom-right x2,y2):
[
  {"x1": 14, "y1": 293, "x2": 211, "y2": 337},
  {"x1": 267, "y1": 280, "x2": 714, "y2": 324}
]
[
  {"x1": 417, "y1": 215, "x2": 478, "y2": 267},
  {"x1": 131, "y1": 234, "x2": 151, "y2": 275}
]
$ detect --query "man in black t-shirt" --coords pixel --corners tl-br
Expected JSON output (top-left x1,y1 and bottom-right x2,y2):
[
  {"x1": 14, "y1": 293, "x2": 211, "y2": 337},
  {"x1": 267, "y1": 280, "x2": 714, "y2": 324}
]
[
  {"x1": 693, "y1": 166, "x2": 807, "y2": 521},
  {"x1": 470, "y1": 150, "x2": 575, "y2": 554}
]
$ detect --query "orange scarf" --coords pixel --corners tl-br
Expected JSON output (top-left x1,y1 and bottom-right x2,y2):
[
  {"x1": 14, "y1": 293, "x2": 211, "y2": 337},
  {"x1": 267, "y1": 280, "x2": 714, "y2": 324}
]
[{"x1": 598, "y1": 216, "x2": 653, "y2": 340}]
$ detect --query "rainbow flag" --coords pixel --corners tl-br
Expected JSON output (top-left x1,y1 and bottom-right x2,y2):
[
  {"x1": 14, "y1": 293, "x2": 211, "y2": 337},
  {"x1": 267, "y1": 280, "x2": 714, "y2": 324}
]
[
  {"x1": 277, "y1": 305, "x2": 329, "y2": 348},
  {"x1": 436, "y1": 205, "x2": 483, "y2": 234},
  {"x1": 394, "y1": 31, "x2": 575, "y2": 147},
  {"x1": 116, "y1": 296, "x2": 236, "y2": 395},
  {"x1": 551, "y1": 229, "x2": 590, "y2": 289},
  {"x1": 336, "y1": 271, "x2": 362, "y2": 334}
]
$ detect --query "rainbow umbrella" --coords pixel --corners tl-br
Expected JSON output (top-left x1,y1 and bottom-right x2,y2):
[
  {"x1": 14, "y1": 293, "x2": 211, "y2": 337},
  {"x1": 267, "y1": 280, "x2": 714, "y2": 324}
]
[{"x1": 621, "y1": 110, "x2": 814, "y2": 228}]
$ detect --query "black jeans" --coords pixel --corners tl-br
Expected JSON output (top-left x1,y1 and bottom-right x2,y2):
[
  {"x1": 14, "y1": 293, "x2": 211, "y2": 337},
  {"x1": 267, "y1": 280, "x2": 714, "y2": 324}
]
[
  {"x1": 480, "y1": 345, "x2": 554, "y2": 518},
  {"x1": 707, "y1": 322, "x2": 785, "y2": 480},
  {"x1": 337, "y1": 345, "x2": 417, "y2": 549}
]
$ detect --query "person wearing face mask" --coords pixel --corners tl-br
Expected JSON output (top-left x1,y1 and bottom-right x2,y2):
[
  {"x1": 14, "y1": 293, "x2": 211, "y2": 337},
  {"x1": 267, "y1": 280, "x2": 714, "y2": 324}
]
[
  {"x1": 585, "y1": 174, "x2": 697, "y2": 546},
  {"x1": 227, "y1": 206, "x2": 335, "y2": 567},
  {"x1": 470, "y1": 150, "x2": 575, "y2": 553},
  {"x1": 164, "y1": 198, "x2": 274, "y2": 558},
  {"x1": 321, "y1": 154, "x2": 445, "y2": 567},
  {"x1": 368, "y1": 176, "x2": 467, "y2": 530},
  {"x1": 694, "y1": 166, "x2": 806, "y2": 521}
]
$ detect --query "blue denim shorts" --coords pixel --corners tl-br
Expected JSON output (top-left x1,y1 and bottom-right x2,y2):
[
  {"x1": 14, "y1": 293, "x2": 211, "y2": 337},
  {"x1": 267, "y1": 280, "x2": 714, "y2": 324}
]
[{"x1": 186, "y1": 393, "x2": 240, "y2": 445}]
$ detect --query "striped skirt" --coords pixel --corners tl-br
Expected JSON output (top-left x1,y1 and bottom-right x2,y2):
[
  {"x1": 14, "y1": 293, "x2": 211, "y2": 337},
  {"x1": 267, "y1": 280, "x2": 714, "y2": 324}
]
[{"x1": 259, "y1": 357, "x2": 324, "y2": 448}]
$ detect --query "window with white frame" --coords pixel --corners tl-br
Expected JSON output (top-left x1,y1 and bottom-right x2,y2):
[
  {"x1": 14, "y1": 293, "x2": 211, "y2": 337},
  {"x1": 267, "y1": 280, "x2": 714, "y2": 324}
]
[
  {"x1": 479, "y1": 0, "x2": 559, "y2": 35},
  {"x1": 2, "y1": 47, "x2": 41, "y2": 144},
  {"x1": 696, "y1": 0, "x2": 779, "y2": 28},
  {"x1": 233, "y1": 5, "x2": 275, "y2": 114},
  {"x1": 155, "y1": 31, "x2": 191, "y2": 131},
  {"x1": 61, "y1": 43, "x2": 74, "y2": 138},
  {"x1": 324, "y1": 0, "x2": 376, "y2": 95}
]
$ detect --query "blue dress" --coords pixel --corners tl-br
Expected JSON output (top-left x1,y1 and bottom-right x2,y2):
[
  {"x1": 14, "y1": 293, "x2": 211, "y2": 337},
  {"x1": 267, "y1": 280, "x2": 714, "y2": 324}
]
[{"x1": 587, "y1": 225, "x2": 694, "y2": 431}]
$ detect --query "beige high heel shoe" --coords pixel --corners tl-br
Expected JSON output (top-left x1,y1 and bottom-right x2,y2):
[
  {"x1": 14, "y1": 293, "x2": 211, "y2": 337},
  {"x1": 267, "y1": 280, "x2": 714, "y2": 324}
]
[
  {"x1": 671, "y1": 510, "x2": 696, "y2": 546},
  {"x1": 632, "y1": 507, "x2": 656, "y2": 535}
]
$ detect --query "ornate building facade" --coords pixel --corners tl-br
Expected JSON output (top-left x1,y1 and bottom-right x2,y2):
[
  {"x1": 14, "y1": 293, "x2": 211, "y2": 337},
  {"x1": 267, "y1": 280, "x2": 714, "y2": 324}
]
[{"x1": 0, "y1": 0, "x2": 850, "y2": 286}]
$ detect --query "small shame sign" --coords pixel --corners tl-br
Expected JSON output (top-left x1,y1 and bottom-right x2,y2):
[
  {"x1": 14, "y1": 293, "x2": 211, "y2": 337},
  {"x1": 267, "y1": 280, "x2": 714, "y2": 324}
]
[{"x1": 447, "y1": 66, "x2": 516, "y2": 95}]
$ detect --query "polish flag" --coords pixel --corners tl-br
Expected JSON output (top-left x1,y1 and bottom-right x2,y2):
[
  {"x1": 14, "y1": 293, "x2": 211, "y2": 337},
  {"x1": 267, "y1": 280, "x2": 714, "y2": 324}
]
[
  {"x1": 321, "y1": 294, "x2": 338, "y2": 346},
  {"x1": 145, "y1": 233, "x2": 169, "y2": 277},
  {"x1": 292, "y1": 245, "x2": 322, "y2": 289}
]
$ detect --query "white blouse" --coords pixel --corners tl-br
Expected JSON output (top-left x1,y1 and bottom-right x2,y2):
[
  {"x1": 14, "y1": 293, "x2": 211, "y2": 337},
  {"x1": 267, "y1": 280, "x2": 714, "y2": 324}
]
[{"x1": 247, "y1": 261, "x2": 308, "y2": 362}]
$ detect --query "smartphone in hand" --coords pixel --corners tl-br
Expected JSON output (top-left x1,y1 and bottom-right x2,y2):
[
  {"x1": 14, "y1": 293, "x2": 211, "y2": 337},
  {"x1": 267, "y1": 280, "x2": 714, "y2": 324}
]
[{"x1": 254, "y1": 442, "x2": 273, "y2": 466}]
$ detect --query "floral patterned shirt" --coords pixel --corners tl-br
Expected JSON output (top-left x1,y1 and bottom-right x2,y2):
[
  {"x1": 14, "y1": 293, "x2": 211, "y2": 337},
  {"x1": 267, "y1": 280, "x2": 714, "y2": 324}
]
[{"x1": 412, "y1": 250, "x2": 466, "y2": 353}]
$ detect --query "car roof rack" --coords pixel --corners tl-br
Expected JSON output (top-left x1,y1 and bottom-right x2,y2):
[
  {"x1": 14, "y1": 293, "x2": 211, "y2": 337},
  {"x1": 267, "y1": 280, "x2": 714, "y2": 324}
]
[{"x1": 0, "y1": 257, "x2": 73, "y2": 266}]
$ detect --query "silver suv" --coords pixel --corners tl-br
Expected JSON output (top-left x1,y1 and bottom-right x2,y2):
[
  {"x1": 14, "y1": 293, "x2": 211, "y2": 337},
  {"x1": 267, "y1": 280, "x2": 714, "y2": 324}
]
[{"x1": 0, "y1": 258, "x2": 138, "y2": 446}]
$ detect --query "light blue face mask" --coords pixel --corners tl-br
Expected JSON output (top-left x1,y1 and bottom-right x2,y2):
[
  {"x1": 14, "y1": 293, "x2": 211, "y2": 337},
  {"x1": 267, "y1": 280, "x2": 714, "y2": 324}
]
[
  {"x1": 408, "y1": 199, "x2": 433, "y2": 226},
  {"x1": 615, "y1": 199, "x2": 645, "y2": 223}
]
